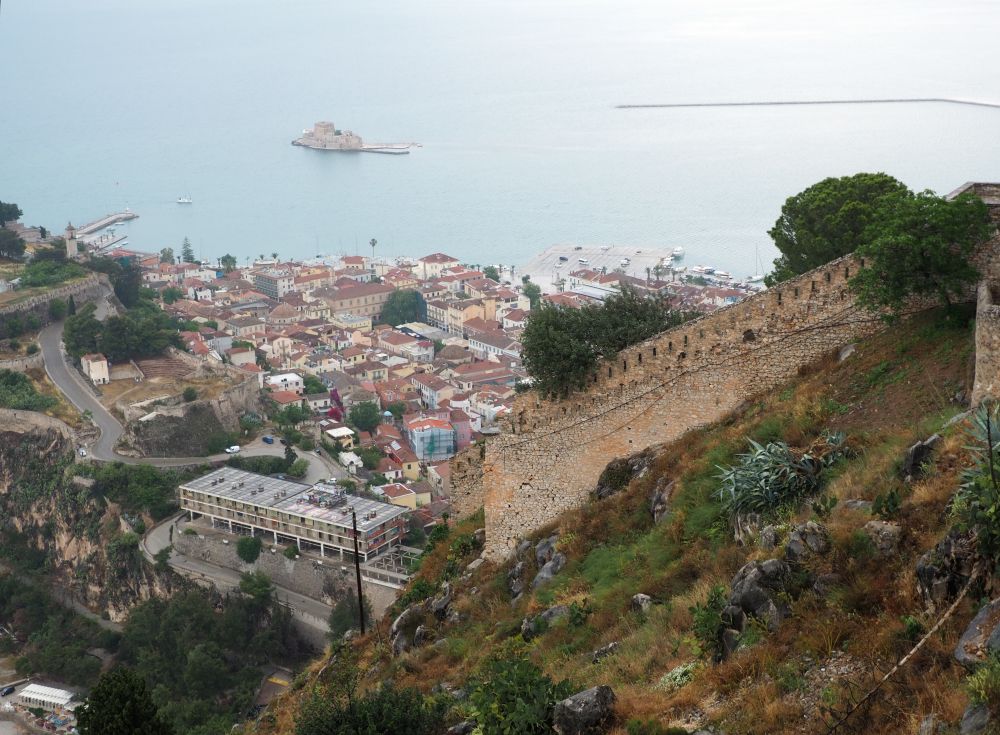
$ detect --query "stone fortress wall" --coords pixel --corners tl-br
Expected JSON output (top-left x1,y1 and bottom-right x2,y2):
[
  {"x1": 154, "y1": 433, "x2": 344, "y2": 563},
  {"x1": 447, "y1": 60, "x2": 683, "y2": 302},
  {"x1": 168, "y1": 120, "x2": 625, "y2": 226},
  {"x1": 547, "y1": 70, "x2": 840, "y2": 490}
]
[
  {"x1": 0, "y1": 272, "x2": 107, "y2": 326},
  {"x1": 459, "y1": 182, "x2": 1000, "y2": 562}
]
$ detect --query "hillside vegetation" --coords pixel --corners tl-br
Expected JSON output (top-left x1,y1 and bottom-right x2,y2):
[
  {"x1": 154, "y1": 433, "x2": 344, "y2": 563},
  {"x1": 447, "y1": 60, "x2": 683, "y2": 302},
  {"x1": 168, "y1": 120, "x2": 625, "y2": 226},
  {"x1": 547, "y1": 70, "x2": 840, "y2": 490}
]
[{"x1": 247, "y1": 306, "x2": 1000, "y2": 735}]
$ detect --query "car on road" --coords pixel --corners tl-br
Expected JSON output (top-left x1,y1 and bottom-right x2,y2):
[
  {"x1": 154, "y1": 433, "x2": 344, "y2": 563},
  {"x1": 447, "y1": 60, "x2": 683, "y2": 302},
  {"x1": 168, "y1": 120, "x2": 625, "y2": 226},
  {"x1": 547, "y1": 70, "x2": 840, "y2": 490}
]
[
  {"x1": 314, "y1": 449, "x2": 321, "y2": 455},
  {"x1": 225, "y1": 446, "x2": 241, "y2": 454},
  {"x1": 558, "y1": 255, "x2": 568, "y2": 262},
  {"x1": 262, "y1": 435, "x2": 275, "y2": 444},
  {"x1": 1, "y1": 685, "x2": 15, "y2": 697}
]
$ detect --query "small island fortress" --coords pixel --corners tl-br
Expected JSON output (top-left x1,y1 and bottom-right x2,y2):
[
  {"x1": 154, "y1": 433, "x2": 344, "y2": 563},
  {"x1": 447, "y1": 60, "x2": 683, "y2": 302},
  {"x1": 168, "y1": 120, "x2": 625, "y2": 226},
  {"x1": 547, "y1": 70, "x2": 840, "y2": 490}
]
[{"x1": 292, "y1": 121, "x2": 416, "y2": 155}]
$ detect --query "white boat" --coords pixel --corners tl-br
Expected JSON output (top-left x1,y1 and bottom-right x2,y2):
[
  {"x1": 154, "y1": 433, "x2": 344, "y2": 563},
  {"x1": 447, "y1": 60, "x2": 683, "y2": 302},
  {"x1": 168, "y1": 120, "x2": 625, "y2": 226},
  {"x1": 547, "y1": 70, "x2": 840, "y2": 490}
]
[
  {"x1": 748, "y1": 273, "x2": 766, "y2": 283},
  {"x1": 714, "y1": 270, "x2": 732, "y2": 279},
  {"x1": 671, "y1": 246, "x2": 685, "y2": 258},
  {"x1": 176, "y1": 195, "x2": 193, "y2": 204}
]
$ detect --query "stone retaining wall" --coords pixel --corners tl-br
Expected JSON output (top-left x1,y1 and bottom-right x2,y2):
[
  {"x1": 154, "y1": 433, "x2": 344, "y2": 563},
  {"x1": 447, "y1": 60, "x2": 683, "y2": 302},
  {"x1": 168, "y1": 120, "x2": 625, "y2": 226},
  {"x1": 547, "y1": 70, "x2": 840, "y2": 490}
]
[
  {"x1": 174, "y1": 530, "x2": 352, "y2": 604},
  {"x1": 0, "y1": 351, "x2": 44, "y2": 372},
  {"x1": 0, "y1": 273, "x2": 107, "y2": 332}
]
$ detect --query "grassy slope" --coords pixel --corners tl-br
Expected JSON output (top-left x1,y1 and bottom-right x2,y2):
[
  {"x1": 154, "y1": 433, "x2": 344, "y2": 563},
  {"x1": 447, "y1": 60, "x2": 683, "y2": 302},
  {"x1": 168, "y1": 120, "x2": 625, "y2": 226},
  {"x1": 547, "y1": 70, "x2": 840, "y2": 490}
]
[{"x1": 258, "y1": 308, "x2": 981, "y2": 735}]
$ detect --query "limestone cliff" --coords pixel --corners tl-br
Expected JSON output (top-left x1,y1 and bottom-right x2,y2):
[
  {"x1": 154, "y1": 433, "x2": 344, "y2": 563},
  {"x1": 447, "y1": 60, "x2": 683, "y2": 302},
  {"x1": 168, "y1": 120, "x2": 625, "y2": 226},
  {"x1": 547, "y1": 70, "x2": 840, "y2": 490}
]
[{"x1": 0, "y1": 416, "x2": 174, "y2": 621}]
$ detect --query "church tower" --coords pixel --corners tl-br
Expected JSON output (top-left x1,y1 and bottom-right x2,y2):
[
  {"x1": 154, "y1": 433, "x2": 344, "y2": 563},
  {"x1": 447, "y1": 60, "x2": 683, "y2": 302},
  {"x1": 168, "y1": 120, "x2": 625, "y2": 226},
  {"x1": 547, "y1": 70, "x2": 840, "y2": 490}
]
[{"x1": 65, "y1": 222, "x2": 78, "y2": 259}]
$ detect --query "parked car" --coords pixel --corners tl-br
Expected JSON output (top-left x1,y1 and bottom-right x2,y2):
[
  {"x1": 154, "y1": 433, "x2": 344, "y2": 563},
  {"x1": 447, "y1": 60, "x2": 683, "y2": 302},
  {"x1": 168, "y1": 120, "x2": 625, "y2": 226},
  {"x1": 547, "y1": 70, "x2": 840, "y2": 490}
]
[
  {"x1": 225, "y1": 445, "x2": 241, "y2": 454},
  {"x1": 262, "y1": 435, "x2": 274, "y2": 444},
  {"x1": 1, "y1": 686, "x2": 15, "y2": 697},
  {"x1": 558, "y1": 255, "x2": 569, "y2": 262},
  {"x1": 78, "y1": 447, "x2": 87, "y2": 457}
]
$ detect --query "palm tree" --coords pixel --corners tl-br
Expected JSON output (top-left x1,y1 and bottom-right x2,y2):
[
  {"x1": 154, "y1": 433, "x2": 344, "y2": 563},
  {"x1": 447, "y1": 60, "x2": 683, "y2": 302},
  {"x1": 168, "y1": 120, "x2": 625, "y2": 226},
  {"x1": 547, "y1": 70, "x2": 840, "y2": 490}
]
[
  {"x1": 258, "y1": 253, "x2": 265, "y2": 262},
  {"x1": 369, "y1": 238, "x2": 377, "y2": 267},
  {"x1": 271, "y1": 252, "x2": 278, "y2": 261}
]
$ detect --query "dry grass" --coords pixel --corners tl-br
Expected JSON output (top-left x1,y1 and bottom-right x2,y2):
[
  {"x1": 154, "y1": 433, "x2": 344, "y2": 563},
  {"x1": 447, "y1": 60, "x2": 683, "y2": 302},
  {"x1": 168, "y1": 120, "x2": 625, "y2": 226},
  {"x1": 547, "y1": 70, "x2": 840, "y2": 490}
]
[
  {"x1": 245, "y1": 309, "x2": 984, "y2": 735},
  {"x1": 25, "y1": 367, "x2": 82, "y2": 427}
]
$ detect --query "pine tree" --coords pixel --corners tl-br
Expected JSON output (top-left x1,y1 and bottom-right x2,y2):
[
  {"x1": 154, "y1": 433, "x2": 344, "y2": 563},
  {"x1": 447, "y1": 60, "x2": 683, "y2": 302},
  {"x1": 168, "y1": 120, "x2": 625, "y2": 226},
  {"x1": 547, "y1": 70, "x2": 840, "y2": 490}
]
[
  {"x1": 181, "y1": 237, "x2": 195, "y2": 263},
  {"x1": 67, "y1": 295, "x2": 77, "y2": 316},
  {"x1": 77, "y1": 667, "x2": 174, "y2": 735}
]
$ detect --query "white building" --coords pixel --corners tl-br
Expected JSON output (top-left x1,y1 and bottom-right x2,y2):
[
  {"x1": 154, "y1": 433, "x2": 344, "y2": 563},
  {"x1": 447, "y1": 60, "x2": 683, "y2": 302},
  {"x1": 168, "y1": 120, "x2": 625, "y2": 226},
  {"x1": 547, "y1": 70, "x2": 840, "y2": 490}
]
[
  {"x1": 17, "y1": 684, "x2": 77, "y2": 713},
  {"x1": 266, "y1": 372, "x2": 304, "y2": 395},
  {"x1": 81, "y1": 353, "x2": 110, "y2": 385}
]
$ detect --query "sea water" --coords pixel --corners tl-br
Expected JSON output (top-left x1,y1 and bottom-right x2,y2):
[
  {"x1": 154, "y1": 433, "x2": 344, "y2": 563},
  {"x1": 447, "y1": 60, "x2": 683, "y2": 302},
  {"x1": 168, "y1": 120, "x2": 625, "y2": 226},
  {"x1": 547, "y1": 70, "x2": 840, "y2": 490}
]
[{"x1": 1, "y1": 0, "x2": 998, "y2": 277}]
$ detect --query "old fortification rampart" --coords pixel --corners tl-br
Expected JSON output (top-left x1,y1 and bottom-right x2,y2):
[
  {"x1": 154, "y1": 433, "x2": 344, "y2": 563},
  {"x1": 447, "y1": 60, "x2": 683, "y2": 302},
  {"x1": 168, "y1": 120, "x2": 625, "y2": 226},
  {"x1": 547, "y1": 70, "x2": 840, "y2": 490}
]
[
  {"x1": 474, "y1": 185, "x2": 1000, "y2": 561},
  {"x1": 0, "y1": 273, "x2": 107, "y2": 327}
]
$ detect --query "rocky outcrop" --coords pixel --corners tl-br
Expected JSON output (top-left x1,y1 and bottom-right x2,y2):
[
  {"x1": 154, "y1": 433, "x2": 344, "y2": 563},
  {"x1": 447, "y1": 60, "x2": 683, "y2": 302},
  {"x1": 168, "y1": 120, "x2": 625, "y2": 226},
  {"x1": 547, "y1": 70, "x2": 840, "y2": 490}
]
[
  {"x1": 592, "y1": 448, "x2": 656, "y2": 501},
  {"x1": 390, "y1": 605, "x2": 424, "y2": 656},
  {"x1": 955, "y1": 598, "x2": 1000, "y2": 669},
  {"x1": 784, "y1": 521, "x2": 830, "y2": 563},
  {"x1": 522, "y1": 605, "x2": 570, "y2": 640},
  {"x1": 901, "y1": 434, "x2": 942, "y2": 480},
  {"x1": 532, "y1": 552, "x2": 567, "y2": 589},
  {"x1": 535, "y1": 534, "x2": 560, "y2": 566},
  {"x1": 650, "y1": 478, "x2": 674, "y2": 524},
  {"x1": 864, "y1": 520, "x2": 902, "y2": 557},
  {"x1": 728, "y1": 558, "x2": 793, "y2": 632},
  {"x1": 508, "y1": 562, "x2": 527, "y2": 600},
  {"x1": 630, "y1": 593, "x2": 653, "y2": 614},
  {"x1": 591, "y1": 641, "x2": 620, "y2": 664},
  {"x1": 960, "y1": 704, "x2": 993, "y2": 735},
  {"x1": 916, "y1": 530, "x2": 978, "y2": 613},
  {"x1": 552, "y1": 685, "x2": 616, "y2": 735}
]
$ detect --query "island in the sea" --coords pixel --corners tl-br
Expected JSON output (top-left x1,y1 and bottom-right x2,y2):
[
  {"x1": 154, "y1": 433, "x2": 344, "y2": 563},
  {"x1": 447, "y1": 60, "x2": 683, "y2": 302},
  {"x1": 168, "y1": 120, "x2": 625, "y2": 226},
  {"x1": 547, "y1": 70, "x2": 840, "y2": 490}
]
[{"x1": 291, "y1": 121, "x2": 415, "y2": 154}]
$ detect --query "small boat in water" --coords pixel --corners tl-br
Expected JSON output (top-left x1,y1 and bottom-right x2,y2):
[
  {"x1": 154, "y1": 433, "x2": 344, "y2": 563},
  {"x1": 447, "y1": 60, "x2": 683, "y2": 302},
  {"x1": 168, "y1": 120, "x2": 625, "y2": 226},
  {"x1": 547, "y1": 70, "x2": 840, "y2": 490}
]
[
  {"x1": 748, "y1": 273, "x2": 766, "y2": 283},
  {"x1": 714, "y1": 270, "x2": 732, "y2": 279},
  {"x1": 176, "y1": 195, "x2": 193, "y2": 204},
  {"x1": 671, "y1": 246, "x2": 685, "y2": 258}
]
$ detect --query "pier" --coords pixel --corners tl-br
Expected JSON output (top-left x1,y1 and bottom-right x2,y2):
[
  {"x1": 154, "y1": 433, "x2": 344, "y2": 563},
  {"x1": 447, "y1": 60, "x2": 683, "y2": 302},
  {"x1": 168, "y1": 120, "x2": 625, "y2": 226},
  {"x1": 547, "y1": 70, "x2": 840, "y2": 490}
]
[
  {"x1": 616, "y1": 97, "x2": 1000, "y2": 110},
  {"x1": 77, "y1": 210, "x2": 138, "y2": 236}
]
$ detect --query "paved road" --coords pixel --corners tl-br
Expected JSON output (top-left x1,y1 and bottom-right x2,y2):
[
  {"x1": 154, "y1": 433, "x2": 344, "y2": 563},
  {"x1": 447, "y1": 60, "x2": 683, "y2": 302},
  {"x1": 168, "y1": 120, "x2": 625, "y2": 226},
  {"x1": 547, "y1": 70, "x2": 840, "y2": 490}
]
[{"x1": 143, "y1": 514, "x2": 332, "y2": 641}]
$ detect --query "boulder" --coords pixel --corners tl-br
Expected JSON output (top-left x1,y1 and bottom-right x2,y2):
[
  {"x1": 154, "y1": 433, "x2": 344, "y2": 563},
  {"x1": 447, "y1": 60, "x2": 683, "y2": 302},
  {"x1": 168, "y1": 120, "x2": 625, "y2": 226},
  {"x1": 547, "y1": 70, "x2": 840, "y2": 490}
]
[
  {"x1": 446, "y1": 722, "x2": 476, "y2": 735},
  {"x1": 508, "y1": 561, "x2": 527, "y2": 599},
  {"x1": 812, "y1": 573, "x2": 842, "y2": 597},
  {"x1": 838, "y1": 343, "x2": 857, "y2": 362},
  {"x1": 389, "y1": 605, "x2": 423, "y2": 656},
  {"x1": 593, "y1": 448, "x2": 656, "y2": 501},
  {"x1": 591, "y1": 641, "x2": 620, "y2": 664},
  {"x1": 473, "y1": 528, "x2": 486, "y2": 546},
  {"x1": 466, "y1": 557, "x2": 485, "y2": 572},
  {"x1": 535, "y1": 534, "x2": 560, "y2": 566},
  {"x1": 954, "y1": 598, "x2": 1000, "y2": 669},
  {"x1": 631, "y1": 593, "x2": 653, "y2": 614},
  {"x1": 522, "y1": 605, "x2": 570, "y2": 641},
  {"x1": 916, "y1": 530, "x2": 978, "y2": 613},
  {"x1": 901, "y1": 434, "x2": 942, "y2": 480},
  {"x1": 918, "y1": 715, "x2": 945, "y2": 735},
  {"x1": 650, "y1": 478, "x2": 674, "y2": 524},
  {"x1": 532, "y1": 552, "x2": 567, "y2": 589},
  {"x1": 960, "y1": 704, "x2": 993, "y2": 735},
  {"x1": 759, "y1": 525, "x2": 779, "y2": 551},
  {"x1": 729, "y1": 558, "x2": 793, "y2": 631},
  {"x1": 552, "y1": 685, "x2": 616, "y2": 735},
  {"x1": 784, "y1": 521, "x2": 830, "y2": 563},
  {"x1": 864, "y1": 520, "x2": 902, "y2": 557},
  {"x1": 430, "y1": 582, "x2": 452, "y2": 620},
  {"x1": 720, "y1": 605, "x2": 746, "y2": 633},
  {"x1": 721, "y1": 628, "x2": 741, "y2": 659},
  {"x1": 412, "y1": 624, "x2": 435, "y2": 647},
  {"x1": 516, "y1": 539, "x2": 533, "y2": 558}
]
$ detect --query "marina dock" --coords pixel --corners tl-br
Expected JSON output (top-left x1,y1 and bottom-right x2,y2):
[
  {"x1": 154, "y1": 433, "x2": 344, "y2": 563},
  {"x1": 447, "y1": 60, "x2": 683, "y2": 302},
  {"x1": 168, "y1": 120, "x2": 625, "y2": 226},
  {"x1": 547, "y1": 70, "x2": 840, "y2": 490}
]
[{"x1": 77, "y1": 210, "x2": 138, "y2": 236}]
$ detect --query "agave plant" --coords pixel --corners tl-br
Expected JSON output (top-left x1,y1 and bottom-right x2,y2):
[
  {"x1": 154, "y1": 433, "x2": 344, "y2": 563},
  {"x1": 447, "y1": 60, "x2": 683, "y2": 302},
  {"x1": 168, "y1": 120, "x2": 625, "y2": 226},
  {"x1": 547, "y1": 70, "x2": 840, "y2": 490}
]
[{"x1": 717, "y1": 432, "x2": 848, "y2": 542}]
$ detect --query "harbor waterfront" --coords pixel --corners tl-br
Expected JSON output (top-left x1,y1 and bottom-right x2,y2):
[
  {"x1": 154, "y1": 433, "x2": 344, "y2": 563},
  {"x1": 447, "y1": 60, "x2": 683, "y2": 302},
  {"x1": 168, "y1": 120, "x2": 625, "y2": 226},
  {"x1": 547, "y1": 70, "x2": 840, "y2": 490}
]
[{"x1": 3, "y1": 0, "x2": 1000, "y2": 275}]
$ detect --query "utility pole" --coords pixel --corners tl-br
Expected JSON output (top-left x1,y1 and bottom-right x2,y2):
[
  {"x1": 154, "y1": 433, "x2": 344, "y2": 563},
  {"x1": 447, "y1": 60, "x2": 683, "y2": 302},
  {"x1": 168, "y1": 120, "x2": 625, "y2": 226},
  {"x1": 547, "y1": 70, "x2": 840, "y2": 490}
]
[{"x1": 351, "y1": 510, "x2": 366, "y2": 635}]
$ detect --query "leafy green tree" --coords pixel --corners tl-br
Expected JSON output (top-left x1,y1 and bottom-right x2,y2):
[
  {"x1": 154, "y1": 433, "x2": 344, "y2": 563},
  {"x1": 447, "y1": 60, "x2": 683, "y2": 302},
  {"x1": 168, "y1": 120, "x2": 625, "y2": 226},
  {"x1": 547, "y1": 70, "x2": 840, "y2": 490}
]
[
  {"x1": 112, "y1": 259, "x2": 143, "y2": 307},
  {"x1": 274, "y1": 403, "x2": 309, "y2": 429},
  {"x1": 349, "y1": 401, "x2": 381, "y2": 433},
  {"x1": 850, "y1": 190, "x2": 993, "y2": 315},
  {"x1": 379, "y1": 289, "x2": 426, "y2": 326},
  {"x1": 77, "y1": 667, "x2": 174, "y2": 735},
  {"x1": 522, "y1": 278, "x2": 542, "y2": 310},
  {"x1": 238, "y1": 570, "x2": 274, "y2": 608},
  {"x1": 0, "y1": 228, "x2": 26, "y2": 259},
  {"x1": 483, "y1": 265, "x2": 501, "y2": 281},
  {"x1": 288, "y1": 458, "x2": 309, "y2": 477},
  {"x1": 181, "y1": 237, "x2": 195, "y2": 263},
  {"x1": 160, "y1": 247, "x2": 175, "y2": 264},
  {"x1": 236, "y1": 535, "x2": 262, "y2": 564},
  {"x1": 521, "y1": 287, "x2": 688, "y2": 397},
  {"x1": 358, "y1": 446, "x2": 383, "y2": 471},
  {"x1": 386, "y1": 400, "x2": 407, "y2": 420},
  {"x1": 766, "y1": 173, "x2": 908, "y2": 284},
  {"x1": 219, "y1": 253, "x2": 237, "y2": 272},
  {"x1": 303, "y1": 374, "x2": 327, "y2": 394},
  {"x1": 183, "y1": 642, "x2": 231, "y2": 697},
  {"x1": 183, "y1": 386, "x2": 198, "y2": 402},
  {"x1": 469, "y1": 658, "x2": 572, "y2": 735},
  {"x1": 162, "y1": 286, "x2": 184, "y2": 304},
  {"x1": 0, "y1": 201, "x2": 23, "y2": 227},
  {"x1": 0, "y1": 369, "x2": 57, "y2": 411},
  {"x1": 63, "y1": 303, "x2": 102, "y2": 357},
  {"x1": 48, "y1": 298, "x2": 67, "y2": 320}
]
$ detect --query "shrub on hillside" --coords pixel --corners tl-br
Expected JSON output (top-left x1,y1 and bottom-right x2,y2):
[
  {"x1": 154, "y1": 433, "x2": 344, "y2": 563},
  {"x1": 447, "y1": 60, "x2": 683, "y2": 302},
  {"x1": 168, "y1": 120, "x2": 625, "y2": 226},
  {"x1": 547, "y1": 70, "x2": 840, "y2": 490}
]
[
  {"x1": 468, "y1": 657, "x2": 572, "y2": 735},
  {"x1": 0, "y1": 369, "x2": 56, "y2": 411},
  {"x1": 236, "y1": 536, "x2": 262, "y2": 564},
  {"x1": 182, "y1": 387, "x2": 197, "y2": 402},
  {"x1": 327, "y1": 594, "x2": 372, "y2": 641},
  {"x1": 296, "y1": 681, "x2": 446, "y2": 735},
  {"x1": 954, "y1": 402, "x2": 1000, "y2": 560}
]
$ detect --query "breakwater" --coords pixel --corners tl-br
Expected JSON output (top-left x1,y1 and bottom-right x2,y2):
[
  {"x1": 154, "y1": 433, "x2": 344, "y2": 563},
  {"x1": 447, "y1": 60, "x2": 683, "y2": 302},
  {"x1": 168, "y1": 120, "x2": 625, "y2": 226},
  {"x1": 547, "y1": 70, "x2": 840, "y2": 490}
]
[{"x1": 616, "y1": 97, "x2": 1000, "y2": 110}]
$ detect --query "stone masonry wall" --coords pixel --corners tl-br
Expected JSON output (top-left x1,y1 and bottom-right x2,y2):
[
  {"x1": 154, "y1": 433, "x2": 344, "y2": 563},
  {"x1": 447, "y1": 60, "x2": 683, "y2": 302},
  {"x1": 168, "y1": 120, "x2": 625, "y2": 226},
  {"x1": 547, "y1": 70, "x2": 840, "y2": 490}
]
[
  {"x1": 479, "y1": 250, "x2": 973, "y2": 561},
  {"x1": 973, "y1": 281, "x2": 1000, "y2": 406},
  {"x1": 0, "y1": 351, "x2": 44, "y2": 372},
  {"x1": 0, "y1": 273, "x2": 106, "y2": 330},
  {"x1": 450, "y1": 442, "x2": 486, "y2": 519}
]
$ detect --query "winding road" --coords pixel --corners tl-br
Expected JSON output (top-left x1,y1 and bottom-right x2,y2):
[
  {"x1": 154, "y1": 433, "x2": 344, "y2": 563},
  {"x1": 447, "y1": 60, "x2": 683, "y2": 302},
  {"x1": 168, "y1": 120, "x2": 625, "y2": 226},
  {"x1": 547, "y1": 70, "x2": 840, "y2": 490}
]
[{"x1": 34, "y1": 288, "x2": 351, "y2": 637}]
